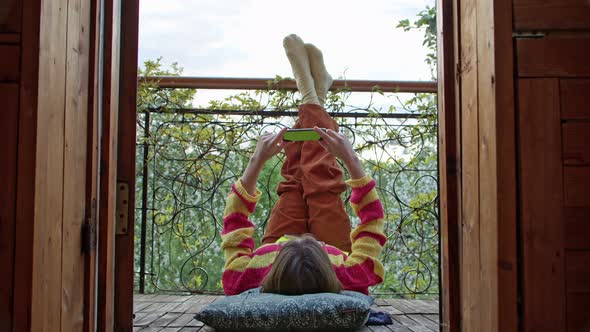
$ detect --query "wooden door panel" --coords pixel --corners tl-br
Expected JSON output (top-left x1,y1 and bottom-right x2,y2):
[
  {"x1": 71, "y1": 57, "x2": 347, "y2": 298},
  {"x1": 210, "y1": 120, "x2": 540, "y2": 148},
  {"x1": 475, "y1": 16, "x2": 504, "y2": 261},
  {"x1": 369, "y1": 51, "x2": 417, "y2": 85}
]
[
  {"x1": 514, "y1": 0, "x2": 590, "y2": 30},
  {"x1": 565, "y1": 207, "x2": 590, "y2": 250},
  {"x1": 561, "y1": 80, "x2": 590, "y2": 120},
  {"x1": 563, "y1": 123, "x2": 590, "y2": 165},
  {"x1": 564, "y1": 167, "x2": 590, "y2": 207},
  {"x1": 566, "y1": 251, "x2": 590, "y2": 293},
  {"x1": 567, "y1": 293, "x2": 590, "y2": 332},
  {"x1": 518, "y1": 78, "x2": 566, "y2": 332},
  {"x1": 0, "y1": 45, "x2": 19, "y2": 81},
  {"x1": 0, "y1": 83, "x2": 18, "y2": 332},
  {"x1": 517, "y1": 37, "x2": 590, "y2": 78},
  {"x1": 0, "y1": 0, "x2": 21, "y2": 33}
]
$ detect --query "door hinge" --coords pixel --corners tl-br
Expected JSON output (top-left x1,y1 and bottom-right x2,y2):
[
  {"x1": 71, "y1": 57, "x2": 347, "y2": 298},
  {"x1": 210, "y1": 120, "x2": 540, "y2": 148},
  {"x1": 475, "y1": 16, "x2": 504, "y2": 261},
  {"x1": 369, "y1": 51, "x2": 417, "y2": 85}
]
[
  {"x1": 116, "y1": 182, "x2": 129, "y2": 235},
  {"x1": 82, "y1": 198, "x2": 97, "y2": 253},
  {"x1": 512, "y1": 31, "x2": 546, "y2": 39}
]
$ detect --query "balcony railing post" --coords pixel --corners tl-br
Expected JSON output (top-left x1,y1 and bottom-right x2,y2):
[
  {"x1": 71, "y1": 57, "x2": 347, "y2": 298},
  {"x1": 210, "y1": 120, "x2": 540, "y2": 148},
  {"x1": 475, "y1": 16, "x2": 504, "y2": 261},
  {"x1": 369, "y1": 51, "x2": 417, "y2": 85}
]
[{"x1": 139, "y1": 111, "x2": 150, "y2": 293}]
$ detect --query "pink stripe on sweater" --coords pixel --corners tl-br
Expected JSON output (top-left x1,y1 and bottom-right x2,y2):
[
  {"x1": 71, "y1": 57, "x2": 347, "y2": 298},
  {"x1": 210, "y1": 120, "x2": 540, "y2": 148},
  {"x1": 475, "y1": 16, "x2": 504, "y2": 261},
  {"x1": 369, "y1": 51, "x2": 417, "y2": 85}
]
[
  {"x1": 222, "y1": 266, "x2": 272, "y2": 295},
  {"x1": 334, "y1": 259, "x2": 382, "y2": 294},
  {"x1": 221, "y1": 212, "x2": 254, "y2": 235},
  {"x1": 237, "y1": 243, "x2": 282, "y2": 258},
  {"x1": 350, "y1": 180, "x2": 376, "y2": 204},
  {"x1": 357, "y1": 199, "x2": 384, "y2": 224},
  {"x1": 354, "y1": 231, "x2": 387, "y2": 246},
  {"x1": 231, "y1": 183, "x2": 256, "y2": 213}
]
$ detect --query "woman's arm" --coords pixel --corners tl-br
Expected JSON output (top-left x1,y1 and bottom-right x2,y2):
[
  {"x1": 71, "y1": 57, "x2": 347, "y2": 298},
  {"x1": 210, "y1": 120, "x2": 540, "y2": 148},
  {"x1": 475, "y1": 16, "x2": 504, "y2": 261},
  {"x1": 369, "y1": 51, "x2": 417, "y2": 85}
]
[
  {"x1": 313, "y1": 127, "x2": 386, "y2": 292},
  {"x1": 221, "y1": 128, "x2": 290, "y2": 294}
]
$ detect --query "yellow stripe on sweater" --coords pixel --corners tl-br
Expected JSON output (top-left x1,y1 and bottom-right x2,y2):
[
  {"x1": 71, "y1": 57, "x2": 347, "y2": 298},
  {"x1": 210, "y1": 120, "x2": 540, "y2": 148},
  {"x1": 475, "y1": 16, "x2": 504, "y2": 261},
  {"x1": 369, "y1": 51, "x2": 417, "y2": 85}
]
[
  {"x1": 222, "y1": 193, "x2": 253, "y2": 218},
  {"x1": 349, "y1": 190, "x2": 380, "y2": 213}
]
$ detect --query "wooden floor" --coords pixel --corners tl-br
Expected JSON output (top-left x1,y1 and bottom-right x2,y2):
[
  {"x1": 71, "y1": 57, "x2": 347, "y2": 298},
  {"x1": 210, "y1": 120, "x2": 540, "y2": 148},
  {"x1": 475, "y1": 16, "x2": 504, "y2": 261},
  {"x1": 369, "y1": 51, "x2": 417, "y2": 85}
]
[{"x1": 133, "y1": 294, "x2": 440, "y2": 332}]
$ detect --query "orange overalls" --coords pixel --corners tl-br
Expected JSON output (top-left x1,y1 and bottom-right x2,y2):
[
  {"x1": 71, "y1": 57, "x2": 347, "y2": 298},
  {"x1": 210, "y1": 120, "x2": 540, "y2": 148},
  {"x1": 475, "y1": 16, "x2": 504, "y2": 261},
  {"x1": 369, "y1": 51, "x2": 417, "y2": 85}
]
[{"x1": 261, "y1": 103, "x2": 352, "y2": 252}]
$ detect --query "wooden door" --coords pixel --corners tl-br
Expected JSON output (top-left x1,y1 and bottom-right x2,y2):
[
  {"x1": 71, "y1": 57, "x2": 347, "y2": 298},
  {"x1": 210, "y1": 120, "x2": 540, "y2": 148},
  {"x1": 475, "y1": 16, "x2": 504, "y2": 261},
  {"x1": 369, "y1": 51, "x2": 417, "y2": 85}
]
[{"x1": 517, "y1": 36, "x2": 590, "y2": 332}]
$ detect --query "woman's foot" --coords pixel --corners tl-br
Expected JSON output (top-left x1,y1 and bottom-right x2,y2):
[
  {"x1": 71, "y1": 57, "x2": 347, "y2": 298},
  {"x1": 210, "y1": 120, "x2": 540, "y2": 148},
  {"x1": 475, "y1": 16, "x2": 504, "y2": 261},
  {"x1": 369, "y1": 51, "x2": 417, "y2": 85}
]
[
  {"x1": 305, "y1": 43, "x2": 333, "y2": 107},
  {"x1": 283, "y1": 34, "x2": 320, "y2": 105}
]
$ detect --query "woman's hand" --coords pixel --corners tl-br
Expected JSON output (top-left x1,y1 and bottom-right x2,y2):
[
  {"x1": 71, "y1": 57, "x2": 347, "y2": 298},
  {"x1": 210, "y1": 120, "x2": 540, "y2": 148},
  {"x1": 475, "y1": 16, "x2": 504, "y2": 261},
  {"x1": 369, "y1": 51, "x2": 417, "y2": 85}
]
[
  {"x1": 253, "y1": 127, "x2": 290, "y2": 163},
  {"x1": 313, "y1": 127, "x2": 365, "y2": 179},
  {"x1": 241, "y1": 127, "x2": 290, "y2": 195}
]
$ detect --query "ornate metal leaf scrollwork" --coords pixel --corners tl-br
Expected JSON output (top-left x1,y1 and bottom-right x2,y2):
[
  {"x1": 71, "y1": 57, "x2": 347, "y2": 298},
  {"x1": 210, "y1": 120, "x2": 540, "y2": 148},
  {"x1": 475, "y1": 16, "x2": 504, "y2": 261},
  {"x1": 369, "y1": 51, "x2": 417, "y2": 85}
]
[{"x1": 134, "y1": 89, "x2": 439, "y2": 298}]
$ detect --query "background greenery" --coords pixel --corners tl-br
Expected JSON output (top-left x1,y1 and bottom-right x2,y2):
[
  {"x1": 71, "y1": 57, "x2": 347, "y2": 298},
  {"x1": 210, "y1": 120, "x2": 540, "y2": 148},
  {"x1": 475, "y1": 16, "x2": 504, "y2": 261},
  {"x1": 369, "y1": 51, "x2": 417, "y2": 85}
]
[{"x1": 134, "y1": 6, "x2": 438, "y2": 298}]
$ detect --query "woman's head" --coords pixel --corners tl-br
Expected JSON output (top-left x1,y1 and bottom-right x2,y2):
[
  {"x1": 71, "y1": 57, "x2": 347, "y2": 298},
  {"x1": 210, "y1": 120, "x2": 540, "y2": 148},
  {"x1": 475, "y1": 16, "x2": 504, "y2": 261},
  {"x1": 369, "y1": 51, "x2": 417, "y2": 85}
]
[{"x1": 261, "y1": 234, "x2": 342, "y2": 295}]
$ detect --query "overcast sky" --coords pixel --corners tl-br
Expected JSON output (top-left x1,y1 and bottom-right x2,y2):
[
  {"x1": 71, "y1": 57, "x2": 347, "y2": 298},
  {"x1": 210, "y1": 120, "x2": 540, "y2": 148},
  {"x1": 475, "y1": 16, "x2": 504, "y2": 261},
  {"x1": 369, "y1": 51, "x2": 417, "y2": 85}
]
[{"x1": 138, "y1": 0, "x2": 436, "y2": 81}]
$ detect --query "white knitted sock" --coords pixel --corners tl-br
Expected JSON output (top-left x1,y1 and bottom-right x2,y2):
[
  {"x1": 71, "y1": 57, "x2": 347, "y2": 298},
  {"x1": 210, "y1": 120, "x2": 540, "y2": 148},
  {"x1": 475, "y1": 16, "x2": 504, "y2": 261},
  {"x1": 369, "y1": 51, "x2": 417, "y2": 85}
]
[
  {"x1": 283, "y1": 34, "x2": 319, "y2": 105},
  {"x1": 305, "y1": 43, "x2": 333, "y2": 107}
]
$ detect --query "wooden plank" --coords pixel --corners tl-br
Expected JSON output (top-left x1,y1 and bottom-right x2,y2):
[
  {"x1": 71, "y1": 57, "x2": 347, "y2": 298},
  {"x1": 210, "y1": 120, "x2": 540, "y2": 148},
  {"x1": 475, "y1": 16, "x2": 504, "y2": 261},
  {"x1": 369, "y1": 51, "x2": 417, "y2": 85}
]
[
  {"x1": 477, "y1": 0, "x2": 502, "y2": 328},
  {"x1": 560, "y1": 80, "x2": 590, "y2": 120},
  {"x1": 11, "y1": 0, "x2": 41, "y2": 330},
  {"x1": 563, "y1": 123, "x2": 590, "y2": 165},
  {"x1": 0, "y1": 83, "x2": 18, "y2": 332},
  {"x1": 514, "y1": 0, "x2": 590, "y2": 30},
  {"x1": 114, "y1": 0, "x2": 139, "y2": 329},
  {"x1": 0, "y1": 0, "x2": 22, "y2": 33},
  {"x1": 436, "y1": 0, "x2": 461, "y2": 329},
  {"x1": 565, "y1": 207, "x2": 590, "y2": 250},
  {"x1": 490, "y1": 1, "x2": 519, "y2": 330},
  {"x1": 84, "y1": 0, "x2": 102, "y2": 331},
  {"x1": 168, "y1": 313, "x2": 203, "y2": 328},
  {"x1": 564, "y1": 167, "x2": 590, "y2": 207},
  {"x1": 97, "y1": 0, "x2": 121, "y2": 330},
  {"x1": 517, "y1": 37, "x2": 590, "y2": 77},
  {"x1": 0, "y1": 45, "x2": 20, "y2": 81},
  {"x1": 151, "y1": 313, "x2": 182, "y2": 327},
  {"x1": 28, "y1": 0, "x2": 68, "y2": 330},
  {"x1": 61, "y1": 0, "x2": 91, "y2": 330},
  {"x1": 459, "y1": 0, "x2": 481, "y2": 330},
  {"x1": 518, "y1": 79, "x2": 566, "y2": 332},
  {"x1": 566, "y1": 251, "x2": 590, "y2": 292},
  {"x1": 567, "y1": 292, "x2": 590, "y2": 332}
]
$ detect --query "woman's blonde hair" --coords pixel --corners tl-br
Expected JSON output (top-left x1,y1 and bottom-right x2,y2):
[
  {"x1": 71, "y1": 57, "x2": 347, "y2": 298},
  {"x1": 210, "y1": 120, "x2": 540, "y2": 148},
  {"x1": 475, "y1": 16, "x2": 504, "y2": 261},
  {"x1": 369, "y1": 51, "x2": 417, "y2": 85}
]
[{"x1": 261, "y1": 234, "x2": 342, "y2": 295}]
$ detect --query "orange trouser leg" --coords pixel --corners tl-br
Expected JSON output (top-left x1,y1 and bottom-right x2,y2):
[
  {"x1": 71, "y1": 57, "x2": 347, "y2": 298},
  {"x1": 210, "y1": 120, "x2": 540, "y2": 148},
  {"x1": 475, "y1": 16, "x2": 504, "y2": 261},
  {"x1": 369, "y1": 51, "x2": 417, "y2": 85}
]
[{"x1": 262, "y1": 104, "x2": 352, "y2": 252}]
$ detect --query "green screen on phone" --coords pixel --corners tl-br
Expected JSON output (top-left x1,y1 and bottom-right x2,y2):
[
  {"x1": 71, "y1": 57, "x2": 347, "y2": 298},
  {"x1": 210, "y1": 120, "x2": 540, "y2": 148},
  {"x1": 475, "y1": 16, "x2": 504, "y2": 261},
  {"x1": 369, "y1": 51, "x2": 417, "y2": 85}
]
[{"x1": 283, "y1": 129, "x2": 322, "y2": 141}]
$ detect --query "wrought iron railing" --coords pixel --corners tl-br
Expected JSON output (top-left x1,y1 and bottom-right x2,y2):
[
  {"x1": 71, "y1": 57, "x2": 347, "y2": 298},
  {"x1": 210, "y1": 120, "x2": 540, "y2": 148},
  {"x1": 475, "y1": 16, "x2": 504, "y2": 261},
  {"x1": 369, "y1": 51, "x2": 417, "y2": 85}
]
[{"x1": 134, "y1": 77, "x2": 439, "y2": 298}]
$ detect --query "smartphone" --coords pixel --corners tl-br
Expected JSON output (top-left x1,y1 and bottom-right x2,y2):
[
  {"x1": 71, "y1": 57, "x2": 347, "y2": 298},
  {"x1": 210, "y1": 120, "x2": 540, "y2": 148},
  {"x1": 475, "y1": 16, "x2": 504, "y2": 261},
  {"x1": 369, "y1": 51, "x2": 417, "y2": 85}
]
[{"x1": 283, "y1": 128, "x2": 324, "y2": 141}]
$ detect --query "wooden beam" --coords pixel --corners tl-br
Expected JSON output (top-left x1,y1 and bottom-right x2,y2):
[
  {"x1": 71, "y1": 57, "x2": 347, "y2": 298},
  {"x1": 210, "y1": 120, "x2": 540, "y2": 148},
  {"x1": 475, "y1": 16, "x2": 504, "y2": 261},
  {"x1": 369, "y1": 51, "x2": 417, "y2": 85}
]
[
  {"x1": 139, "y1": 76, "x2": 437, "y2": 93},
  {"x1": 97, "y1": 0, "x2": 121, "y2": 330},
  {"x1": 114, "y1": 0, "x2": 139, "y2": 329},
  {"x1": 61, "y1": 0, "x2": 91, "y2": 329},
  {"x1": 84, "y1": 0, "x2": 102, "y2": 331},
  {"x1": 436, "y1": 0, "x2": 461, "y2": 329},
  {"x1": 12, "y1": 0, "x2": 41, "y2": 330},
  {"x1": 30, "y1": 0, "x2": 68, "y2": 330}
]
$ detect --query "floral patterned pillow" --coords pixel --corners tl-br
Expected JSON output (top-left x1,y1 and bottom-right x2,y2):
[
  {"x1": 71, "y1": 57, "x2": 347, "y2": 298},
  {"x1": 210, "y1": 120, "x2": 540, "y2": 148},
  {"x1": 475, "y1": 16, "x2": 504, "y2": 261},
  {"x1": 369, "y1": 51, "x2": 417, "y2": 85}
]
[{"x1": 195, "y1": 288, "x2": 373, "y2": 331}]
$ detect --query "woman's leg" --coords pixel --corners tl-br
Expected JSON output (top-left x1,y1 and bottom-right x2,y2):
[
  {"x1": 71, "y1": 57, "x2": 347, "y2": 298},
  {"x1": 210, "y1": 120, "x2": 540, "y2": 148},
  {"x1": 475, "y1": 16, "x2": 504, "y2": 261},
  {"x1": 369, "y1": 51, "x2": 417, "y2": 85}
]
[
  {"x1": 298, "y1": 104, "x2": 352, "y2": 252},
  {"x1": 262, "y1": 35, "x2": 315, "y2": 245}
]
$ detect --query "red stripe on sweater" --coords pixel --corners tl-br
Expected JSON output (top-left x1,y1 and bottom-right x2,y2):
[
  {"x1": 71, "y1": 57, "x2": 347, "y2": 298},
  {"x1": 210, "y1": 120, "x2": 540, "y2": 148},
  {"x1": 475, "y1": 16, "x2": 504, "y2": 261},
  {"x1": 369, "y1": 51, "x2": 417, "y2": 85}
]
[
  {"x1": 237, "y1": 237, "x2": 255, "y2": 251},
  {"x1": 350, "y1": 179, "x2": 376, "y2": 204},
  {"x1": 237, "y1": 243, "x2": 282, "y2": 258},
  {"x1": 357, "y1": 199, "x2": 384, "y2": 224},
  {"x1": 231, "y1": 183, "x2": 256, "y2": 213},
  {"x1": 353, "y1": 231, "x2": 387, "y2": 246},
  {"x1": 221, "y1": 212, "x2": 254, "y2": 235},
  {"x1": 222, "y1": 266, "x2": 272, "y2": 295},
  {"x1": 324, "y1": 245, "x2": 348, "y2": 258},
  {"x1": 334, "y1": 259, "x2": 382, "y2": 295}
]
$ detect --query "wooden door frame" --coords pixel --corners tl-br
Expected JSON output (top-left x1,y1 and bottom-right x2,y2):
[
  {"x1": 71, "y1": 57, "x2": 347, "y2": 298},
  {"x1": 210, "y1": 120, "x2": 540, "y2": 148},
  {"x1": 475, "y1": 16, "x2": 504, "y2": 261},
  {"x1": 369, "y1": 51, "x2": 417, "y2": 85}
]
[
  {"x1": 438, "y1": 0, "x2": 519, "y2": 331},
  {"x1": 103, "y1": 0, "x2": 520, "y2": 331},
  {"x1": 114, "y1": 0, "x2": 139, "y2": 330}
]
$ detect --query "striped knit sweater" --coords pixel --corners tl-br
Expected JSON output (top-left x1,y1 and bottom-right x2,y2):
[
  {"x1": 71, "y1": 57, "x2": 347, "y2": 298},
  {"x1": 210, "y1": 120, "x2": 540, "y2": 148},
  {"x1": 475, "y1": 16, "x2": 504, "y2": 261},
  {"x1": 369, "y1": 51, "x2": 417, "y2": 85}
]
[{"x1": 220, "y1": 175, "x2": 386, "y2": 295}]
